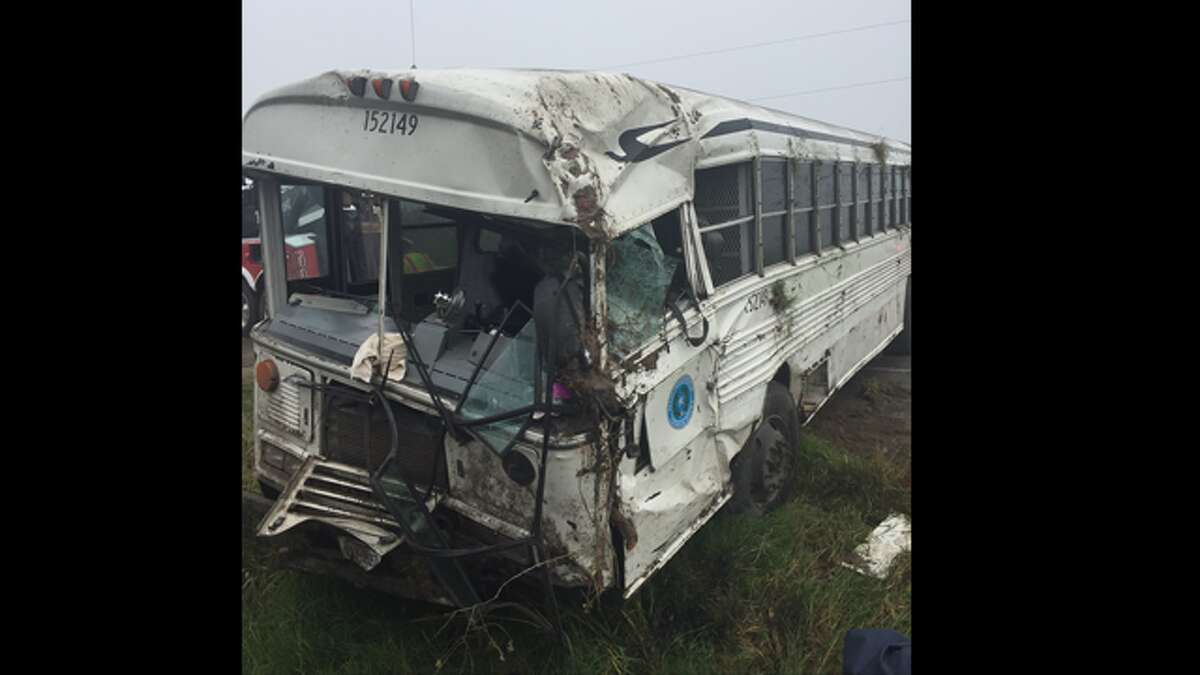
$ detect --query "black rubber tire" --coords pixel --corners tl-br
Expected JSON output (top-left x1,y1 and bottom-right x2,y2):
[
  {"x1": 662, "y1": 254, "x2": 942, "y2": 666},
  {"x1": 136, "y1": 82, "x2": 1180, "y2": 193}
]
[
  {"x1": 258, "y1": 479, "x2": 281, "y2": 501},
  {"x1": 242, "y1": 279, "x2": 259, "y2": 337},
  {"x1": 891, "y1": 277, "x2": 912, "y2": 355},
  {"x1": 728, "y1": 382, "x2": 800, "y2": 515}
]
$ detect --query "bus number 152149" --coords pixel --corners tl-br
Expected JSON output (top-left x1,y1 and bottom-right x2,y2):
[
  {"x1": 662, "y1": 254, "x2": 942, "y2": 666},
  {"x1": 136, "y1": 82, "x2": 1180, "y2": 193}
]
[{"x1": 363, "y1": 110, "x2": 419, "y2": 136}]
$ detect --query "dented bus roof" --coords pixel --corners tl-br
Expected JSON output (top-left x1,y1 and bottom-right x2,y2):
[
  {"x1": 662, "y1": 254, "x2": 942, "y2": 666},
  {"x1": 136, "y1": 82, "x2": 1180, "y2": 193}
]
[{"x1": 242, "y1": 68, "x2": 911, "y2": 241}]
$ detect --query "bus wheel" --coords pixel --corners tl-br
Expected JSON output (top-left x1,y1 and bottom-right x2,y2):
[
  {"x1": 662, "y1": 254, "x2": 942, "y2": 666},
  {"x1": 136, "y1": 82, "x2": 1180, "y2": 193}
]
[
  {"x1": 728, "y1": 382, "x2": 799, "y2": 515},
  {"x1": 242, "y1": 280, "x2": 259, "y2": 336}
]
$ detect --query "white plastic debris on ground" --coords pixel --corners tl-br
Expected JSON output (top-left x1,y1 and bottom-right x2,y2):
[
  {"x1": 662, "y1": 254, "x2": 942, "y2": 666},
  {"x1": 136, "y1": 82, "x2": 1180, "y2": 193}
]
[
  {"x1": 350, "y1": 333, "x2": 407, "y2": 384},
  {"x1": 840, "y1": 514, "x2": 911, "y2": 579}
]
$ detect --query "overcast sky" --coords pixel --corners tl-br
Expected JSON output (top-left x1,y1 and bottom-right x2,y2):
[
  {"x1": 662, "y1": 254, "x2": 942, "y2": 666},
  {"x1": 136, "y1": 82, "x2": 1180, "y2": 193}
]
[{"x1": 243, "y1": 0, "x2": 910, "y2": 142}]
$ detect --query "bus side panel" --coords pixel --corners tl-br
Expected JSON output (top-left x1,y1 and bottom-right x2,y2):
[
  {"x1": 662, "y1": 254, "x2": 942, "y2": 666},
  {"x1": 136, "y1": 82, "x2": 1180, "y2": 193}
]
[
  {"x1": 714, "y1": 234, "x2": 907, "y2": 409},
  {"x1": 826, "y1": 276, "x2": 907, "y2": 393}
]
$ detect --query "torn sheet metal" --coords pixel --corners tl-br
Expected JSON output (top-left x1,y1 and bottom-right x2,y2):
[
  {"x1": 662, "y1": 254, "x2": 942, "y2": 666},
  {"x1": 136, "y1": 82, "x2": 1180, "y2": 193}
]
[
  {"x1": 244, "y1": 69, "x2": 909, "y2": 243},
  {"x1": 840, "y1": 514, "x2": 911, "y2": 579},
  {"x1": 350, "y1": 332, "x2": 406, "y2": 383},
  {"x1": 442, "y1": 433, "x2": 615, "y2": 589},
  {"x1": 256, "y1": 455, "x2": 418, "y2": 559},
  {"x1": 617, "y1": 425, "x2": 749, "y2": 597},
  {"x1": 243, "y1": 69, "x2": 697, "y2": 241}
]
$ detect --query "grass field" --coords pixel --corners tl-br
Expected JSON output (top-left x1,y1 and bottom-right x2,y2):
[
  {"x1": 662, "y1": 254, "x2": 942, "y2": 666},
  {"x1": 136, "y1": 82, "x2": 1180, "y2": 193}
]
[{"x1": 241, "y1": 376, "x2": 911, "y2": 674}]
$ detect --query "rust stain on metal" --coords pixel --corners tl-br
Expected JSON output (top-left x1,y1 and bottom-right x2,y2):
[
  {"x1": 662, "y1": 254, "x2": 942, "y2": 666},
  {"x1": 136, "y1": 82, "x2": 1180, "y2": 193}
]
[
  {"x1": 572, "y1": 185, "x2": 599, "y2": 219},
  {"x1": 611, "y1": 506, "x2": 638, "y2": 551}
]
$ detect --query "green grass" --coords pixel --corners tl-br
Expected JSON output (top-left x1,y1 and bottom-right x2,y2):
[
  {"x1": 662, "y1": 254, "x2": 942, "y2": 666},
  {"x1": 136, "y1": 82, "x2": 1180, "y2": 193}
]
[
  {"x1": 243, "y1": 377, "x2": 257, "y2": 492},
  {"x1": 241, "y1": 382, "x2": 911, "y2": 674}
]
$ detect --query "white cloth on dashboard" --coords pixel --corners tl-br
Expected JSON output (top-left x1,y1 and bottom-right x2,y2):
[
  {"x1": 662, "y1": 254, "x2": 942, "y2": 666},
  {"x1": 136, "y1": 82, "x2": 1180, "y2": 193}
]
[{"x1": 350, "y1": 332, "x2": 407, "y2": 384}]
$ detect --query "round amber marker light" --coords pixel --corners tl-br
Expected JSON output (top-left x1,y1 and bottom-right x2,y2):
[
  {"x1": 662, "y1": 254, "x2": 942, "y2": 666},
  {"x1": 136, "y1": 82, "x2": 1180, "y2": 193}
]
[{"x1": 256, "y1": 359, "x2": 280, "y2": 392}]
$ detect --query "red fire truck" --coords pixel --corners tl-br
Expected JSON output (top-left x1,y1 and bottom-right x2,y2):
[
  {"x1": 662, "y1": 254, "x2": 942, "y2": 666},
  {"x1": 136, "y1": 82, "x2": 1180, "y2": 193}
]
[{"x1": 242, "y1": 178, "x2": 324, "y2": 334}]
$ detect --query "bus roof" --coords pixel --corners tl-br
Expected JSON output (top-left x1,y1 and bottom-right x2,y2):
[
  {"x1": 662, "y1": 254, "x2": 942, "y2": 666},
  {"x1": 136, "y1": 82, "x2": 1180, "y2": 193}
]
[{"x1": 243, "y1": 68, "x2": 910, "y2": 241}]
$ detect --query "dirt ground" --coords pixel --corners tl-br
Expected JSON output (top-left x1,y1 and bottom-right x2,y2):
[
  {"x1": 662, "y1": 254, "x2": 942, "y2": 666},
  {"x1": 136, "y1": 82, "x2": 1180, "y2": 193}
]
[{"x1": 806, "y1": 353, "x2": 911, "y2": 458}]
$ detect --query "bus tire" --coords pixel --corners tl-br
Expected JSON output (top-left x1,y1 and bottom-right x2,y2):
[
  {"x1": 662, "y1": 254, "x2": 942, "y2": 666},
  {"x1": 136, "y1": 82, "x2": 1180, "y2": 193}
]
[
  {"x1": 242, "y1": 280, "x2": 259, "y2": 336},
  {"x1": 891, "y1": 277, "x2": 912, "y2": 355},
  {"x1": 728, "y1": 382, "x2": 800, "y2": 515}
]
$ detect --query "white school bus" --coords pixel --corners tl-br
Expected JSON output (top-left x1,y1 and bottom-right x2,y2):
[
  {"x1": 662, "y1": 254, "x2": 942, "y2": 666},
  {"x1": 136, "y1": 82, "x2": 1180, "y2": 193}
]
[{"x1": 243, "y1": 68, "x2": 911, "y2": 607}]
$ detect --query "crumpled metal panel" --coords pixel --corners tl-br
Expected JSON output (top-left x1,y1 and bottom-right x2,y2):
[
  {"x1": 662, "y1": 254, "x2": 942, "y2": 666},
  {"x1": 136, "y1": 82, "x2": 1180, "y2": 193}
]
[
  {"x1": 610, "y1": 231, "x2": 911, "y2": 597},
  {"x1": 256, "y1": 455, "x2": 415, "y2": 558},
  {"x1": 243, "y1": 69, "x2": 696, "y2": 241},
  {"x1": 443, "y1": 433, "x2": 615, "y2": 590},
  {"x1": 243, "y1": 69, "x2": 909, "y2": 243}
]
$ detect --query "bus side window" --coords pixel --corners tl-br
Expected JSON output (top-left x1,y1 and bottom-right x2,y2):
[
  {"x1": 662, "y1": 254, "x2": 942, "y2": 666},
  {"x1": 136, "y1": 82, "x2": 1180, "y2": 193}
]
[
  {"x1": 889, "y1": 166, "x2": 898, "y2": 228},
  {"x1": 793, "y1": 160, "x2": 815, "y2": 256},
  {"x1": 856, "y1": 164, "x2": 870, "y2": 239},
  {"x1": 761, "y1": 158, "x2": 789, "y2": 268},
  {"x1": 695, "y1": 162, "x2": 755, "y2": 287},
  {"x1": 875, "y1": 165, "x2": 887, "y2": 232},
  {"x1": 836, "y1": 162, "x2": 853, "y2": 245},
  {"x1": 816, "y1": 162, "x2": 836, "y2": 250}
]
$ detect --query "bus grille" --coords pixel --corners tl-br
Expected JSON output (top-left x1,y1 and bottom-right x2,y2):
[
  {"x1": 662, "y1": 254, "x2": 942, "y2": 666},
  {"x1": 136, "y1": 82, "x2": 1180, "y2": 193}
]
[
  {"x1": 258, "y1": 360, "x2": 314, "y2": 440},
  {"x1": 323, "y1": 389, "x2": 448, "y2": 490},
  {"x1": 289, "y1": 460, "x2": 399, "y2": 529},
  {"x1": 266, "y1": 379, "x2": 304, "y2": 434}
]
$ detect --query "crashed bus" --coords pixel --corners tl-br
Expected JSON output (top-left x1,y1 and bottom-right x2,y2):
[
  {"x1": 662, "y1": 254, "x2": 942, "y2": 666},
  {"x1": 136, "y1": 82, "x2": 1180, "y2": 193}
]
[{"x1": 242, "y1": 68, "x2": 912, "y2": 608}]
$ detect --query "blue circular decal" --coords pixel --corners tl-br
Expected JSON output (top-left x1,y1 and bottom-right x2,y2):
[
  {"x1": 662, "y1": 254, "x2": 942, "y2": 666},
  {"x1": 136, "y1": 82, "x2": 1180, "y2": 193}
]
[{"x1": 667, "y1": 375, "x2": 695, "y2": 429}]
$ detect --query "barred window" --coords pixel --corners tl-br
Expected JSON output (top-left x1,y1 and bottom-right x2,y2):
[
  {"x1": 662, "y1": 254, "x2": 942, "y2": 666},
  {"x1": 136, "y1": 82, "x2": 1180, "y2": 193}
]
[
  {"x1": 862, "y1": 165, "x2": 874, "y2": 237},
  {"x1": 900, "y1": 166, "x2": 910, "y2": 225},
  {"x1": 837, "y1": 163, "x2": 853, "y2": 245},
  {"x1": 696, "y1": 162, "x2": 755, "y2": 286},
  {"x1": 761, "y1": 159, "x2": 789, "y2": 268},
  {"x1": 761, "y1": 159, "x2": 788, "y2": 213},
  {"x1": 816, "y1": 162, "x2": 836, "y2": 251},
  {"x1": 888, "y1": 166, "x2": 898, "y2": 229},
  {"x1": 792, "y1": 160, "x2": 815, "y2": 256},
  {"x1": 875, "y1": 165, "x2": 887, "y2": 231},
  {"x1": 855, "y1": 164, "x2": 870, "y2": 238},
  {"x1": 695, "y1": 163, "x2": 752, "y2": 224}
]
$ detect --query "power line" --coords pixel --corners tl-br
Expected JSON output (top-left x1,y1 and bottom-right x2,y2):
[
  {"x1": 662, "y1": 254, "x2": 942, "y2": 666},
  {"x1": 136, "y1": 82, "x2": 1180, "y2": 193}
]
[
  {"x1": 749, "y1": 76, "x2": 911, "y2": 101},
  {"x1": 601, "y1": 19, "x2": 910, "y2": 70}
]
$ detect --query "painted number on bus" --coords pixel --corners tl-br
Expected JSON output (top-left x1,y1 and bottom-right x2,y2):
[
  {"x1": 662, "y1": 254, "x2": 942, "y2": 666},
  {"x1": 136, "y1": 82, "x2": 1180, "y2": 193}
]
[
  {"x1": 363, "y1": 110, "x2": 419, "y2": 136},
  {"x1": 743, "y1": 288, "x2": 770, "y2": 314}
]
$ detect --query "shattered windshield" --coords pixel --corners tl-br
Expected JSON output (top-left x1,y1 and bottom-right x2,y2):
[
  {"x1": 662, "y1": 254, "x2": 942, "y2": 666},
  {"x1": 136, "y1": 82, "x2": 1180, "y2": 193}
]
[{"x1": 606, "y1": 214, "x2": 685, "y2": 356}]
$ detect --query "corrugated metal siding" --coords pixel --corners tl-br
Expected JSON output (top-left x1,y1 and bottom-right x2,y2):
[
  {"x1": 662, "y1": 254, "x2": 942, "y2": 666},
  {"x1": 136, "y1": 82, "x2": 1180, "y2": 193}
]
[
  {"x1": 717, "y1": 249, "x2": 911, "y2": 404},
  {"x1": 266, "y1": 379, "x2": 304, "y2": 433}
]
